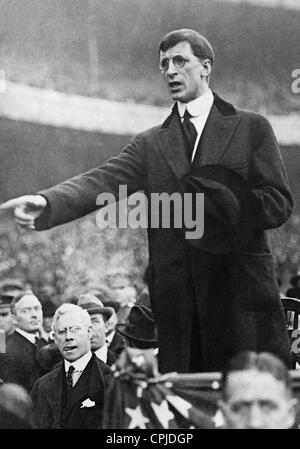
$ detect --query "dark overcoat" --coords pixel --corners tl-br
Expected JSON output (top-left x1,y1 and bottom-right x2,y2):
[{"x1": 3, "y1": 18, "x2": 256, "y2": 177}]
[
  {"x1": 3, "y1": 331, "x2": 48, "y2": 391},
  {"x1": 31, "y1": 353, "x2": 112, "y2": 429},
  {"x1": 108, "y1": 331, "x2": 126, "y2": 359},
  {"x1": 36, "y1": 94, "x2": 293, "y2": 373}
]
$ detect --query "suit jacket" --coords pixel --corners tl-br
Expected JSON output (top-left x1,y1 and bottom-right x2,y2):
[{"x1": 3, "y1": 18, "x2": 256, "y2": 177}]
[
  {"x1": 35, "y1": 94, "x2": 293, "y2": 373},
  {"x1": 4, "y1": 331, "x2": 49, "y2": 391},
  {"x1": 31, "y1": 353, "x2": 112, "y2": 429},
  {"x1": 106, "y1": 349, "x2": 117, "y2": 366},
  {"x1": 108, "y1": 332, "x2": 126, "y2": 359}
]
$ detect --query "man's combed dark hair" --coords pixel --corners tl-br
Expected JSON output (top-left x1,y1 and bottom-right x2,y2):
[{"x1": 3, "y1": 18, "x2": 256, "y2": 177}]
[
  {"x1": 10, "y1": 290, "x2": 34, "y2": 314},
  {"x1": 221, "y1": 351, "x2": 292, "y2": 399},
  {"x1": 159, "y1": 29, "x2": 215, "y2": 65}
]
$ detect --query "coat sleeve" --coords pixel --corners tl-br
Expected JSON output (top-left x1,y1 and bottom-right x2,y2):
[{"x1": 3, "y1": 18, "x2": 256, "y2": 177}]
[
  {"x1": 35, "y1": 132, "x2": 147, "y2": 230},
  {"x1": 249, "y1": 114, "x2": 294, "y2": 230}
]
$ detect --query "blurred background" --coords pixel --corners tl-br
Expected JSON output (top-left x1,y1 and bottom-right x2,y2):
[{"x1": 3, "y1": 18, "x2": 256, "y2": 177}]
[{"x1": 0, "y1": 0, "x2": 299, "y2": 302}]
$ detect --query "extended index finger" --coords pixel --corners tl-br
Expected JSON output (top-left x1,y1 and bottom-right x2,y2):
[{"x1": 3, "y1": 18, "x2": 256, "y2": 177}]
[{"x1": 0, "y1": 197, "x2": 23, "y2": 210}]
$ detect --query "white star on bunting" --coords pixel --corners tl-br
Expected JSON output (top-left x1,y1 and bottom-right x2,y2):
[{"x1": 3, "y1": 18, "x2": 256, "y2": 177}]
[
  {"x1": 125, "y1": 405, "x2": 150, "y2": 429},
  {"x1": 151, "y1": 400, "x2": 175, "y2": 428}
]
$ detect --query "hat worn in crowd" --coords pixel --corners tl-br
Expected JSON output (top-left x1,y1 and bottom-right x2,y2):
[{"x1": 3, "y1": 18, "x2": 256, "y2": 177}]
[
  {"x1": 116, "y1": 305, "x2": 158, "y2": 343},
  {"x1": 181, "y1": 164, "x2": 252, "y2": 254},
  {"x1": 0, "y1": 294, "x2": 14, "y2": 309},
  {"x1": 42, "y1": 299, "x2": 57, "y2": 318},
  {"x1": 77, "y1": 293, "x2": 114, "y2": 319},
  {"x1": 0, "y1": 278, "x2": 25, "y2": 293}
]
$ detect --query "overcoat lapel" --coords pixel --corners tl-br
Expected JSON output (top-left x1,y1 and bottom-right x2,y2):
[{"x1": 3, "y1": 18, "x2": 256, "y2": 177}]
[
  {"x1": 157, "y1": 108, "x2": 191, "y2": 180},
  {"x1": 46, "y1": 365, "x2": 64, "y2": 425},
  {"x1": 156, "y1": 95, "x2": 241, "y2": 178},
  {"x1": 192, "y1": 103, "x2": 241, "y2": 166}
]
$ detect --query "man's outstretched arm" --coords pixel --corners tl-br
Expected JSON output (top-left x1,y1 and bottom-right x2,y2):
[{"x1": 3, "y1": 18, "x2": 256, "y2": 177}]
[{"x1": 0, "y1": 132, "x2": 147, "y2": 231}]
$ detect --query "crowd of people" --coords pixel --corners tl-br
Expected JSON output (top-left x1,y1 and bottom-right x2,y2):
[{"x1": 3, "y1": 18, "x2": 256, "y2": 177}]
[
  {"x1": 0, "y1": 274, "x2": 159, "y2": 429},
  {"x1": 0, "y1": 274, "x2": 299, "y2": 430}
]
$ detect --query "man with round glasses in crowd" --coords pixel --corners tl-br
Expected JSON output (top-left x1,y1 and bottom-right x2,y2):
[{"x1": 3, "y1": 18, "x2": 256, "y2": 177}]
[
  {"x1": 31, "y1": 303, "x2": 112, "y2": 428},
  {"x1": 0, "y1": 29, "x2": 293, "y2": 374}
]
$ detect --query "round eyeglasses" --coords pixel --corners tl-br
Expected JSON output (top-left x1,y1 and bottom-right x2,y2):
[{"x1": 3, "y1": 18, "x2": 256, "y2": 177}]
[
  {"x1": 55, "y1": 326, "x2": 83, "y2": 337},
  {"x1": 159, "y1": 55, "x2": 188, "y2": 72}
]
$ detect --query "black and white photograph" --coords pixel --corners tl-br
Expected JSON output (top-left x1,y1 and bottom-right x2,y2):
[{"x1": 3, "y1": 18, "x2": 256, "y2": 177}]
[{"x1": 0, "y1": 0, "x2": 299, "y2": 432}]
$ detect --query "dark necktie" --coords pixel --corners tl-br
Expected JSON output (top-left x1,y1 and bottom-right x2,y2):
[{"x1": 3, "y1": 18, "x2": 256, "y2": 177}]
[
  {"x1": 181, "y1": 109, "x2": 197, "y2": 160},
  {"x1": 65, "y1": 365, "x2": 75, "y2": 393}
]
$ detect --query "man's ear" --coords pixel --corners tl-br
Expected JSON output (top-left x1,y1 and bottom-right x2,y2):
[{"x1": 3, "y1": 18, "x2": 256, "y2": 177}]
[
  {"x1": 287, "y1": 398, "x2": 298, "y2": 428},
  {"x1": 87, "y1": 325, "x2": 93, "y2": 339},
  {"x1": 105, "y1": 318, "x2": 114, "y2": 334},
  {"x1": 201, "y1": 59, "x2": 212, "y2": 77},
  {"x1": 104, "y1": 320, "x2": 110, "y2": 334}
]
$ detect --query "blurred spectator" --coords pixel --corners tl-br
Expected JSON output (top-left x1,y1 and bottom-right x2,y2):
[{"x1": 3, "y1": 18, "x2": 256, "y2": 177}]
[
  {"x1": 0, "y1": 278, "x2": 26, "y2": 297},
  {"x1": 87, "y1": 283, "x2": 114, "y2": 303},
  {"x1": 77, "y1": 293, "x2": 116, "y2": 366},
  {"x1": 90, "y1": 285, "x2": 126, "y2": 359},
  {"x1": 109, "y1": 274, "x2": 137, "y2": 324},
  {"x1": 0, "y1": 382, "x2": 33, "y2": 426},
  {"x1": 0, "y1": 278, "x2": 26, "y2": 341},
  {"x1": 0, "y1": 405, "x2": 32, "y2": 429},
  {"x1": 0, "y1": 293, "x2": 15, "y2": 341},
  {"x1": 42, "y1": 299, "x2": 57, "y2": 339},
  {"x1": 219, "y1": 351, "x2": 298, "y2": 429},
  {"x1": 105, "y1": 271, "x2": 137, "y2": 309},
  {"x1": 286, "y1": 275, "x2": 300, "y2": 299},
  {"x1": 136, "y1": 287, "x2": 151, "y2": 308},
  {"x1": 103, "y1": 301, "x2": 125, "y2": 359},
  {"x1": 116, "y1": 304, "x2": 158, "y2": 351},
  {"x1": 4, "y1": 291, "x2": 49, "y2": 391}
]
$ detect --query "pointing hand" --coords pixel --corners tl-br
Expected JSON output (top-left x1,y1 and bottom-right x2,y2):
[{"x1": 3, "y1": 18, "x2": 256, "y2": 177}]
[{"x1": 0, "y1": 195, "x2": 47, "y2": 230}]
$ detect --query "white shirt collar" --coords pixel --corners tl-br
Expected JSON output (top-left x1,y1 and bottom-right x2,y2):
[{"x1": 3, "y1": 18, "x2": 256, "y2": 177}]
[
  {"x1": 64, "y1": 350, "x2": 92, "y2": 372},
  {"x1": 106, "y1": 330, "x2": 115, "y2": 346},
  {"x1": 94, "y1": 344, "x2": 108, "y2": 363},
  {"x1": 15, "y1": 328, "x2": 38, "y2": 344},
  {"x1": 177, "y1": 88, "x2": 214, "y2": 118}
]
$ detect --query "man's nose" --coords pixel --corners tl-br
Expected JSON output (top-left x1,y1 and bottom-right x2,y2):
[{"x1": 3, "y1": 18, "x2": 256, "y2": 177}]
[
  {"x1": 247, "y1": 404, "x2": 265, "y2": 429},
  {"x1": 166, "y1": 60, "x2": 178, "y2": 76},
  {"x1": 65, "y1": 329, "x2": 73, "y2": 339}
]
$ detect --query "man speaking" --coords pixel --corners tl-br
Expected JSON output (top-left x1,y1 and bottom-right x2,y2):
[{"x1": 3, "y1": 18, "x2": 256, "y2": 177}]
[{"x1": 0, "y1": 29, "x2": 293, "y2": 373}]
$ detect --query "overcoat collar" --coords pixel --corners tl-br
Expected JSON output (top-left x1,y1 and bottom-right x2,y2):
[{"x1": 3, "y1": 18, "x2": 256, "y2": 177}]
[{"x1": 158, "y1": 93, "x2": 241, "y2": 179}]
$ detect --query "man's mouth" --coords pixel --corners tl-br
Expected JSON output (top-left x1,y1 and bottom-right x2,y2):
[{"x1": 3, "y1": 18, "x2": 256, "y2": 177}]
[
  {"x1": 64, "y1": 346, "x2": 77, "y2": 353},
  {"x1": 168, "y1": 81, "x2": 182, "y2": 91}
]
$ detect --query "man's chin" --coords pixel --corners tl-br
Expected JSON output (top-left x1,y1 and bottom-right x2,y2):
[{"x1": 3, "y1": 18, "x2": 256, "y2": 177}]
[
  {"x1": 63, "y1": 349, "x2": 79, "y2": 361},
  {"x1": 25, "y1": 326, "x2": 40, "y2": 333}
]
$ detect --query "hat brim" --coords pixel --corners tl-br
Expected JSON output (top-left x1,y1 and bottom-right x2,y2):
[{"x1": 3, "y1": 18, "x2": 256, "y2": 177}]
[
  {"x1": 181, "y1": 164, "x2": 252, "y2": 254},
  {"x1": 84, "y1": 306, "x2": 114, "y2": 319},
  {"x1": 116, "y1": 324, "x2": 158, "y2": 343}
]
